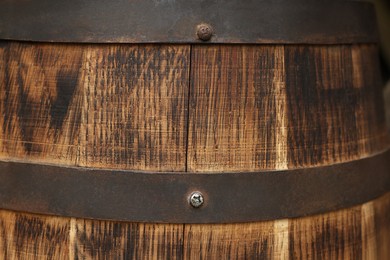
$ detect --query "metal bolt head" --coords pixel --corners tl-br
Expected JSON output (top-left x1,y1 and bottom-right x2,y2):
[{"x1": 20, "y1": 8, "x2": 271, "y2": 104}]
[
  {"x1": 197, "y1": 23, "x2": 213, "y2": 41},
  {"x1": 189, "y1": 191, "x2": 204, "y2": 208}
]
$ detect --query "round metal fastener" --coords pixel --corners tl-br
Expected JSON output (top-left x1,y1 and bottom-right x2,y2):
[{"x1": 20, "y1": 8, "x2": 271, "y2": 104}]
[
  {"x1": 189, "y1": 191, "x2": 204, "y2": 208},
  {"x1": 196, "y1": 23, "x2": 213, "y2": 41}
]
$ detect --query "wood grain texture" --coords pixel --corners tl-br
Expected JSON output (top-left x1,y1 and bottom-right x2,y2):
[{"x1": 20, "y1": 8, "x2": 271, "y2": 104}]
[
  {"x1": 0, "y1": 210, "x2": 69, "y2": 260},
  {"x1": 0, "y1": 42, "x2": 389, "y2": 259},
  {"x1": 183, "y1": 194, "x2": 390, "y2": 260},
  {"x1": 0, "y1": 42, "x2": 190, "y2": 171},
  {"x1": 187, "y1": 45, "x2": 288, "y2": 172},
  {"x1": 187, "y1": 45, "x2": 389, "y2": 172},
  {"x1": 183, "y1": 44, "x2": 389, "y2": 258},
  {"x1": 373, "y1": 190, "x2": 390, "y2": 260},
  {"x1": 0, "y1": 41, "x2": 190, "y2": 258},
  {"x1": 361, "y1": 202, "x2": 377, "y2": 260},
  {"x1": 0, "y1": 43, "x2": 387, "y2": 170},
  {"x1": 183, "y1": 222, "x2": 275, "y2": 259},
  {"x1": 289, "y1": 205, "x2": 362, "y2": 259},
  {"x1": 284, "y1": 45, "x2": 388, "y2": 167},
  {"x1": 71, "y1": 219, "x2": 183, "y2": 259}
]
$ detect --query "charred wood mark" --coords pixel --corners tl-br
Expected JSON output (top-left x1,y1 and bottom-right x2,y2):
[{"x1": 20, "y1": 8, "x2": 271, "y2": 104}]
[
  {"x1": 16, "y1": 63, "x2": 35, "y2": 153},
  {"x1": 50, "y1": 68, "x2": 79, "y2": 131},
  {"x1": 283, "y1": 45, "x2": 386, "y2": 167}
]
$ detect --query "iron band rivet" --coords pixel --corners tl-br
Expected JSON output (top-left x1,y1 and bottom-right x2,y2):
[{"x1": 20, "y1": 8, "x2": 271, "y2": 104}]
[
  {"x1": 196, "y1": 23, "x2": 213, "y2": 41},
  {"x1": 189, "y1": 191, "x2": 204, "y2": 208},
  {"x1": 0, "y1": 149, "x2": 388, "y2": 223}
]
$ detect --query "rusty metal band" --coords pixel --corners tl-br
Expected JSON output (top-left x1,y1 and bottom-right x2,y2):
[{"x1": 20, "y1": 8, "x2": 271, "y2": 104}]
[
  {"x1": 0, "y1": 0, "x2": 378, "y2": 44},
  {"x1": 0, "y1": 150, "x2": 388, "y2": 224}
]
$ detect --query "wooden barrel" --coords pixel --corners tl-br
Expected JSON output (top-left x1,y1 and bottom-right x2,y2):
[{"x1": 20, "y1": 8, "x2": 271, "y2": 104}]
[{"x1": 0, "y1": 0, "x2": 389, "y2": 259}]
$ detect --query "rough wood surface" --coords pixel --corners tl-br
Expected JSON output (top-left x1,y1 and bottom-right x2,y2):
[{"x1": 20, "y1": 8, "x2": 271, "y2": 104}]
[
  {"x1": 0, "y1": 43, "x2": 387, "y2": 171},
  {"x1": 70, "y1": 219, "x2": 183, "y2": 260},
  {"x1": 373, "y1": 189, "x2": 390, "y2": 260},
  {"x1": 187, "y1": 45, "x2": 388, "y2": 172},
  {"x1": 0, "y1": 42, "x2": 190, "y2": 171},
  {"x1": 0, "y1": 42, "x2": 389, "y2": 259},
  {"x1": 0, "y1": 210, "x2": 69, "y2": 259},
  {"x1": 187, "y1": 45, "x2": 288, "y2": 172}
]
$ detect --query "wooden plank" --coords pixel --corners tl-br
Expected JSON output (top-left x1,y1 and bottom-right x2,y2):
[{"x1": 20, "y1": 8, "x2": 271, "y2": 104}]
[
  {"x1": 273, "y1": 219, "x2": 289, "y2": 260},
  {"x1": 0, "y1": 42, "x2": 190, "y2": 171},
  {"x1": 288, "y1": 194, "x2": 390, "y2": 260},
  {"x1": 0, "y1": 42, "x2": 6, "y2": 155},
  {"x1": 72, "y1": 219, "x2": 183, "y2": 259},
  {"x1": 373, "y1": 192, "x2": 390, "y2": 260},
  {"x1": 361, "y1": 202, "x2": 377, "y2": 260},
  {"x1": 183, "y1": 221, "x2": 276, "y2": 259},
  {"x1": 351, "y1": 45, "x2": 390, "y2": 154},
  {"x1": 0, "y1": 210, "x2": 70, "y2": 260},
  {"x1": 284, "y1": 45, "x2": 389, "y2": 168},
  {"x1": 187, "y1": 45, "x2": 287, "y2": 172},
  {"x1": 76, "y1": 44, "x2": 190, "y2": 171},
  {"x1": 187, "y1": 44, "x2": 388, "y2": 172},
  {"x1": 0, "y1": 42, "x2": 83, "y2": 165},
  {"x1": 289, "y1": 205, "x2": 362, "y2": 259}
]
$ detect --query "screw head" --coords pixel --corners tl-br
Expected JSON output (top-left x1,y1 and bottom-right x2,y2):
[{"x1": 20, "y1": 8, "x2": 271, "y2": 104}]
[
  {"x1": 189, "y1": 191, "x2": 204, "y2": 208},
  {"x1": 197, "y1": 23, "x2": 213, "y2": 41}
]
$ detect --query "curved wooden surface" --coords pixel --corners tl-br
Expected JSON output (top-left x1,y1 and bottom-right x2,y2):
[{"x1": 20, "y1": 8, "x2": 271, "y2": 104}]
[
  {"x1": 0, "y1": 42, "x2": 389, "y2": 259},
  {"x1": 0, "y1": 42, "x2": 388, "y2": 170}
]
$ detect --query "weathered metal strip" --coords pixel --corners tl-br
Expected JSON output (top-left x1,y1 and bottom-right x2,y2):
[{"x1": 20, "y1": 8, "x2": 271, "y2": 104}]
[
  {"x1": 0, "y1": 0, "x2": 378, "y2": 44},
  {"x1": 0, "y1": 150, "x2": 388, "y2": 223}
]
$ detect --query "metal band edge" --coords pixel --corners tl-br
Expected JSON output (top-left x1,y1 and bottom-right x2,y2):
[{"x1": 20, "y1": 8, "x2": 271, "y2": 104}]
[{"x1": 0, "y1": 149, "x2": 388, "y2": 223}]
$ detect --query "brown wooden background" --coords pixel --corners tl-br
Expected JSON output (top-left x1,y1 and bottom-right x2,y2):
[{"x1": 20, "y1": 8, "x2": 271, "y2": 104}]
[{"x1": 0, "y1": 41, "x2": 389, "y2": 259}]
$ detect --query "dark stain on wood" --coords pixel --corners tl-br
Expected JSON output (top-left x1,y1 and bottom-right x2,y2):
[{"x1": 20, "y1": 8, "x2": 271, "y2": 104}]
[
  {"x1": 0, "y1": 212, "x2": 71, "y2": 259},
  {"x1": 0, "y1": 41, "x2": 389, "y2": 259},
  {"x1": 0, "y1": 43, "x2": 190, "y2": 170},
  {"x1": 51, "y1": 68, "x2": 79, "y2": 130},
  {"x1": 289, "y1": 208, "x2": 362, "y2": 259},
  {"x1": 16, "y1": 62, "x2": 36, "y2": 153},
  {"x1": 285, "y1": 45, "x2": 387, "y2": 167},
  {"x1": 75, "y1": 220, "x2": 184, "y2": 259},
  {"x1": 75, "y1": 221, "x2": 128, "y2": 258}
]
